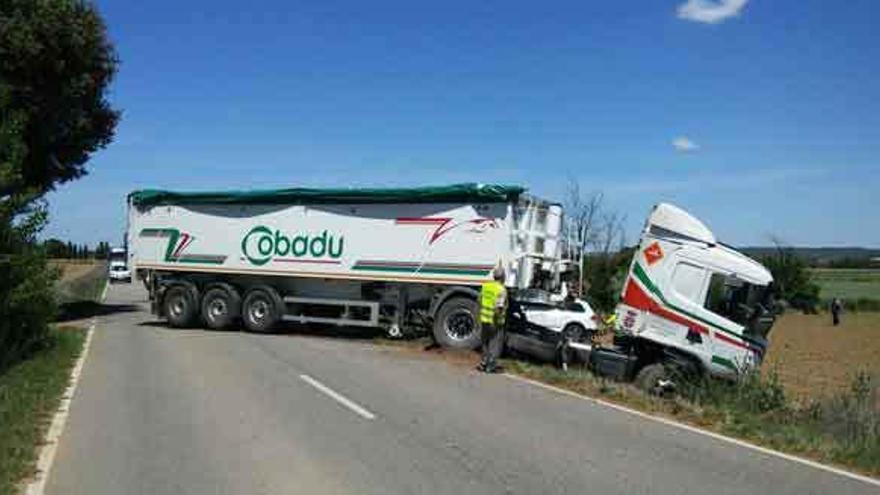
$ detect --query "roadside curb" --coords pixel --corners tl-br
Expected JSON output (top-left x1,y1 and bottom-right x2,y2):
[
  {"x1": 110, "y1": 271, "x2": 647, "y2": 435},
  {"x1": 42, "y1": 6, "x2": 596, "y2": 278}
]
[
  {"x1": 23, "y1": 285, "x2": 104, "y2": 495},
  {"x1": 503, "y1": 373, "x2": 880, "y2": 489}
]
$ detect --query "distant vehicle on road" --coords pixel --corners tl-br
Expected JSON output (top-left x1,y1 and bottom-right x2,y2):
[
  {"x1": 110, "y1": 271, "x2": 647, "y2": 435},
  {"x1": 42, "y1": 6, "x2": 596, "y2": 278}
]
[
  {"x1": 108, "y1": 246, "x2": 131, "y2": 283},
  {"x1": 109, "y1": 263, "x2": 132, "y2": 283}
]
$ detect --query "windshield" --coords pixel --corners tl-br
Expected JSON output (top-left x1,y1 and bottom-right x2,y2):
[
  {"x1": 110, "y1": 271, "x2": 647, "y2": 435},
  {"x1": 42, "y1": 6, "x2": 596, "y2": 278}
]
[{"x1": 705, "y1": 274, "x2": 775, "y2": 338}]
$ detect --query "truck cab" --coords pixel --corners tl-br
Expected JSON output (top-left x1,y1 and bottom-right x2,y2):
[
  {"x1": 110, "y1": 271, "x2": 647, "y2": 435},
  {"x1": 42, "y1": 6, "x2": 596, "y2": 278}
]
[
  {"x1": 614, "y1": 203, "x2": 775, "y2": 381},
  {"x1": 108, "y1": 247, "x2": 131, "y2": 283}
]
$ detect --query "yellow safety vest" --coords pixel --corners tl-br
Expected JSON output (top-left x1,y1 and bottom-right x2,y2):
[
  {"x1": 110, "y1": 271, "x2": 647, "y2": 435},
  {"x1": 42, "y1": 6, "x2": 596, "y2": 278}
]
[{"x1": 479, "y1": 281, "x2": 506, "y2": 325}]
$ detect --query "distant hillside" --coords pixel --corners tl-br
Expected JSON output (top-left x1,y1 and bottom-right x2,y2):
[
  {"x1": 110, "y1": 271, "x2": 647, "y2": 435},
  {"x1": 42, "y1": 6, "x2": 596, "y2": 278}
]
[{"x1": 739, "y1": 247, "x2": 880, "y2": 267}]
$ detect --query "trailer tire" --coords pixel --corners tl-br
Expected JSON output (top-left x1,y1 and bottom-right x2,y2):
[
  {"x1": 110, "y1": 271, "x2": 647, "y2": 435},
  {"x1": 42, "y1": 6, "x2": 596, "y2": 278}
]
[
  {"x1": 164, "y1": 284, "x2": 198, "y2": 328},
  {"x1": 242, "y1": 285, "x2": 282, "y2": 334},
  {"x1": 433, "y1": 297, "x2": 480, "y2": 349},
  {"x1": 201, "y1": 284, "x2": 241, "y2": 331}
]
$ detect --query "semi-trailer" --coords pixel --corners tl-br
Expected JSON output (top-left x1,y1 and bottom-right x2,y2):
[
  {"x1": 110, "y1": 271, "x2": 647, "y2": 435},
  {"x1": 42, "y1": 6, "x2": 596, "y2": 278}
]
[
  {"x1": 128, "y1": 184, "x2": 777, "y2": 389},
  {"x1": 128, "y1": 184, "x2": 569, "y2": 349}
]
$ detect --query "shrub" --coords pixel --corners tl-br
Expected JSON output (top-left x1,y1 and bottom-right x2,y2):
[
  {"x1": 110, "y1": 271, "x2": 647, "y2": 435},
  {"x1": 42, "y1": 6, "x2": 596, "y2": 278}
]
[
  {"x1": 0, "y1": 209, "x2": 58, "y2": 371},
  {"x1": 846, "y1": 298, "x2": 880, "y2": 313},
  {"x1": 820, "y1": 372, "x2": 880, "y2": 452},
  {"x1": 761, "y1": 246, "x2": 821, "y2": 313}
]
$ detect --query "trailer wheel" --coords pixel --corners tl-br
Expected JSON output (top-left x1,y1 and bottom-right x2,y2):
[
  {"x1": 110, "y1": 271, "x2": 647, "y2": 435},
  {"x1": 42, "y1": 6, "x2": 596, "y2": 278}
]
[
  {"x1": 164, "y1": 284, "x2": 198, "y2": 328},
  {"x1": 242, "y1": 286, "x2": 282, "y2": 334},
  {"x1": 201, "y1": 284, "x2": 241, "y2": 331},
  {"x1": 433, "y1": 297, "x2": 480, "y2": 349}
]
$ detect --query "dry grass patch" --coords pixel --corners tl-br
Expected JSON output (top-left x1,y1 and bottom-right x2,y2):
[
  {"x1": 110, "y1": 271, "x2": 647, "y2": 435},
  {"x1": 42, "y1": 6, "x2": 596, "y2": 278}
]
[{"x1": 765, "y1": 312, "x2": 880, "y2": 399}]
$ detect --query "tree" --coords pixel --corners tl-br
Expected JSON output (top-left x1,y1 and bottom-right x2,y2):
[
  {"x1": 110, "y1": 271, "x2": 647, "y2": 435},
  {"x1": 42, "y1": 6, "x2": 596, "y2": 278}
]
[
  {"x1": 761, "y1": 239, "x2": 821, "y2": 313},
  {"x1": 44, "y1": 238, "x2": 67, "y2": 258},
  {"x1": 1, "y1": 0, "x2": 119, "y2": 206},
  {"x1": 562, "y1": 179, "x2": 629, "y2": 312},
  {"x1": 95, "y1": 241, "x2": 109, "y2": 259},
  {"x1": 0, "y1": 0, "x2": 119, "y2": 369},
  {"x1": 563, "y1": 181, "x2": 603, "y2": 263}
]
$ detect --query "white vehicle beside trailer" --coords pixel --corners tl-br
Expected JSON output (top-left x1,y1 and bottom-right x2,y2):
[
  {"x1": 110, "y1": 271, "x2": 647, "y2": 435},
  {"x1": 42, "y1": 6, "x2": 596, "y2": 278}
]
[{"x1": 127, "y1": 184, "x2": 570, "y2": 349}]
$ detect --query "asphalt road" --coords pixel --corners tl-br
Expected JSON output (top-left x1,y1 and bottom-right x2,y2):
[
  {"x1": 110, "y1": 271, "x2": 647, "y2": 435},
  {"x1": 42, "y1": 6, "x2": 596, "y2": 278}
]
[{"x1": 45, "y1": 283, "x2": 877, "y2": 494}]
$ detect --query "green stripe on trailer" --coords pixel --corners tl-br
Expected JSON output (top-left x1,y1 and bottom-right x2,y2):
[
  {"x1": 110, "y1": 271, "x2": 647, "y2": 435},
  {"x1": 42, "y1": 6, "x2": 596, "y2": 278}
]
[{"x1": 352, "y1": 263, "x2": 490, "y2": 276}]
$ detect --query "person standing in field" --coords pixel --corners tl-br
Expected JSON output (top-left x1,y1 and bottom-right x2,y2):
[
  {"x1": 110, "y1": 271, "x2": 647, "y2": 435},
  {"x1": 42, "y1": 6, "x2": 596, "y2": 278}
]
[
  {"x1": 477, "y1": 265, "x2": 508, "y2": 373},
  {"x1": 831, "y1": 297, "x2": 843, "y2": 326}
]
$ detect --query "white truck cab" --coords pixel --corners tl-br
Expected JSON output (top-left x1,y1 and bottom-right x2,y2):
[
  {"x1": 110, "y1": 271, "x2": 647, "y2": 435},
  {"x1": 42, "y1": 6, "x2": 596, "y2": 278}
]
[
  {"x1": 602, "y1": 203, "x2": 775, "y2": 387},
  {"x1": 108, "y1": 247, "x2": 131, "y2": 283}
]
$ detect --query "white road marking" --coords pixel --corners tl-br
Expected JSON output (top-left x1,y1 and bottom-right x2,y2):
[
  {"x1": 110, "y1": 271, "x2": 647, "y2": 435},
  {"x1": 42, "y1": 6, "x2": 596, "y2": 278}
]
[
  {"x1": 25, "y1": 319, "x2": 98, "y2": 495},
  {"x1": 504, "y1": 373, "x2": 880, "y2": 488},
  {"x1": 299, "y1": 374, "x2": 377, "y2": 420}
]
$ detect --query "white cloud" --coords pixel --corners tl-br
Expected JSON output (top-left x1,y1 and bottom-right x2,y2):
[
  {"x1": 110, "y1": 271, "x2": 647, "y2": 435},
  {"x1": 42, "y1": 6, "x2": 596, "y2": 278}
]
[
  {"x1": 677, "y1": 0, "x2": 748, "y2": 24},
  {"x1": 672, "y1": 136, "x2": 700, "y2": 152}
]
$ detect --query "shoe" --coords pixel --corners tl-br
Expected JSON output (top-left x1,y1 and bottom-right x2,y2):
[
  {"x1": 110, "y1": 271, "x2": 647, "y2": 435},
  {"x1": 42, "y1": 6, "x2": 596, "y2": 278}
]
[{"x1": 484, "y1": 365, "x2": 504, "y2": 374}]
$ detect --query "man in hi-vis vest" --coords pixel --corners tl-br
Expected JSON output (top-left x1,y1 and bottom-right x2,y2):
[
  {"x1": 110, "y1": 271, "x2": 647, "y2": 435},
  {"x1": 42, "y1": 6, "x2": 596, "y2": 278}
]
[{"x1": 477, "y1": 265, "x2": 508, "y2": 373}]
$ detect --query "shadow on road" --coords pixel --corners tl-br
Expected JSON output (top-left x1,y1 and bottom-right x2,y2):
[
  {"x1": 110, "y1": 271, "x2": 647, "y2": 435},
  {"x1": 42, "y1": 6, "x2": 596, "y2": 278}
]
[
  {"x1": 278, "y1": 322, "x2": 385, "y2": 341},
  {"x1": 55, "y1": 301, "x2": 140, "y2": 323},
  {"x1": 134, "y1": 319, "x2": 390, "y2": 341}
]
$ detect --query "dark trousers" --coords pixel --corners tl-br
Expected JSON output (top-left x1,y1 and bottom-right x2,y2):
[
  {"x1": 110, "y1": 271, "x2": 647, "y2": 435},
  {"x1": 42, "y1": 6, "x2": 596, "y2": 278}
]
[
  {"x1": 832, "y1": 311, "x2": 841, "y2": 326},
  {"x1": 479, "y1": 322, "x2": 505, "y2": 370}
]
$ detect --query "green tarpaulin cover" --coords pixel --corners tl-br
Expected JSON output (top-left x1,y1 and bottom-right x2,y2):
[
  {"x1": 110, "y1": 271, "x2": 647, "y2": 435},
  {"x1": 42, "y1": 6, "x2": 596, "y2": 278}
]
[{"x1": 129, "y1": 183, "x2": 525, "y2": 207}]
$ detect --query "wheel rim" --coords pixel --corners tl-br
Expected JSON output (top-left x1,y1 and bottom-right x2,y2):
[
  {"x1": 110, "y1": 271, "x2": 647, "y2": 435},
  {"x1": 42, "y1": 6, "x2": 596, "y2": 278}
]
[
  {"x1": 208, "y1": 298, "x2": 227, "y2": 321},
  {"x1": 248, "y1": 298, "x2": 270, "y2": 325},
  {"x1": 169, "y1": 297, "x2": 185, "y2": 317},
  {"x1": 563, "y1": 325, "x2": 582, "y2": 342},
  {"x1": 445, "y1": 309, "x2": 475, "y2": 341}
]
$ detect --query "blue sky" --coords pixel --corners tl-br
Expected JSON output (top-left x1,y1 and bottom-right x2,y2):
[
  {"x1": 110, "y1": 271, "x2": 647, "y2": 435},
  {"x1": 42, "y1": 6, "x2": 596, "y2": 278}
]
[{"x1": 44, "y1": 0, "x2": 880, "y2": 247}]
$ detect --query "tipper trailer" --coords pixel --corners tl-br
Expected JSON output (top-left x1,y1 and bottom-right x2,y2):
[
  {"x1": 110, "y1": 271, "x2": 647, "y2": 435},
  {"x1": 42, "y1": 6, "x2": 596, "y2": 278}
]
[{"x1": 128, "y1": 184, "x2": 571, "y2": 349}]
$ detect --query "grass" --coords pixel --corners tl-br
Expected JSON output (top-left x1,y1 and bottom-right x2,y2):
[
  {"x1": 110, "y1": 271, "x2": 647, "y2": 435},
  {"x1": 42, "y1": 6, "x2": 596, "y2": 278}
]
[
  {"x1": 52, "y1": 260, "x2": 107, "y2": 307},
  {"x1": 0, "y1": 327, "x2": 86, "y2": 494},
  {"x1": 810, "y1": 268, "x2": 880, "y2": 302}
]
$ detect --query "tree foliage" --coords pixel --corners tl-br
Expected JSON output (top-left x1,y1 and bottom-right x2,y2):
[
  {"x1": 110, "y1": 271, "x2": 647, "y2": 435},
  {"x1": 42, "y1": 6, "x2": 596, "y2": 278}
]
[
  {"x1": 42, "y1": 238, "x2": 106, "y2": 259},
  {"x1": 760, "y1": 243, "x2": 821, "y2": 313},
  {"x1": 583, "y1": 247, "x2": 635, "y2": 313},
  {"x1": 1, "y1": 0, "x2": 118, "y2": 370},
  {"x1": 562, "y1": 179, "x2": 629, "y2": 312},
  {"x1": 1, "y1": 0, "x2": 119, "y2": 204}
]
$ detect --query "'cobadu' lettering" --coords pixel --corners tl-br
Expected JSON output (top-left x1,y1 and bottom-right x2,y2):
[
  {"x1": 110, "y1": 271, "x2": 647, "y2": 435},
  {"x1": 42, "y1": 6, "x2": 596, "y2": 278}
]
[{"x1": 242, "y1": 225, "x2": 344, "y2": 266}]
